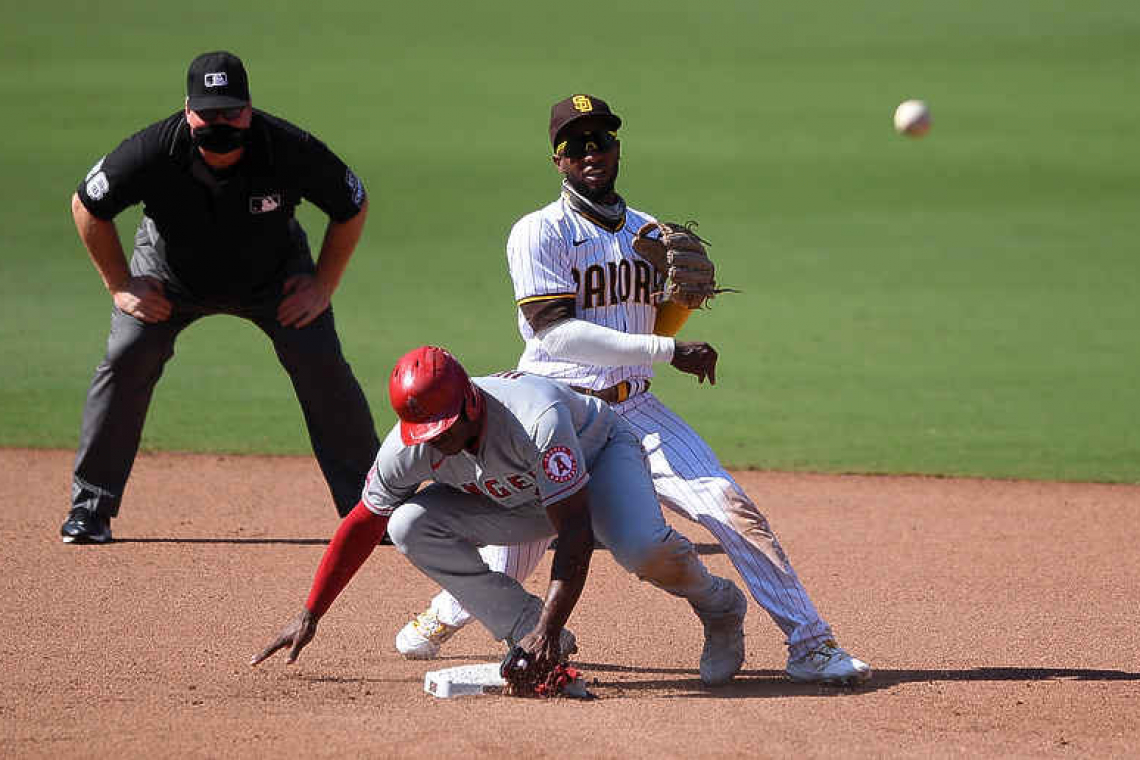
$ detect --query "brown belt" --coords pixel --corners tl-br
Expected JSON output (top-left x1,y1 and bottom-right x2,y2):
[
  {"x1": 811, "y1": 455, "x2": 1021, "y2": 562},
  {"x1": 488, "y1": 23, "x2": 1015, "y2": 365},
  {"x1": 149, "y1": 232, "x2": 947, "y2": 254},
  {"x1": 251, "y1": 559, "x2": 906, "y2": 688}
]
[{"x1": 570, "y1": 379, "x2": 650, "y2": 405}]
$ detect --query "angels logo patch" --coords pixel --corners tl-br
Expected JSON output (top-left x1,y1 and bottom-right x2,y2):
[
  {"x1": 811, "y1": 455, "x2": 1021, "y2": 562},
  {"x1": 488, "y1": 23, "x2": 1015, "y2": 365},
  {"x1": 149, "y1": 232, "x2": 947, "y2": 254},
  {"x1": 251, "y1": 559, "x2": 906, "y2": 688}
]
[{"x1": 542, "y1": 446, "x2": 578, "y2": 484}]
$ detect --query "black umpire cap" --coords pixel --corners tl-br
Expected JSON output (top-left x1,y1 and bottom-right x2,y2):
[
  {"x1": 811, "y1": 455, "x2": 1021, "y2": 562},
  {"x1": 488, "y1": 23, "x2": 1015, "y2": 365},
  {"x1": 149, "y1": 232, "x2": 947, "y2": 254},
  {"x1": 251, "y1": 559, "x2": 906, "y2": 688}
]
[
  {"x1": 549, "y1": 94, "x2": 622, "y2": 149},
  {"x1": 187, "y1": 51, "x2": 251, "y2": 110}
]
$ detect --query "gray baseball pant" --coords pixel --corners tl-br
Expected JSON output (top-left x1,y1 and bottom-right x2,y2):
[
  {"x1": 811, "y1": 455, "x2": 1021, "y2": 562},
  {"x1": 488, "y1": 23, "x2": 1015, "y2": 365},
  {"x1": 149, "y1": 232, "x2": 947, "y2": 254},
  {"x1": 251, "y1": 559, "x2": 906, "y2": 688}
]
[
  {"x1": 385, "y1": 429, "x2": 739, "y2": 643},
  {"x1": 71, "y1": 221, "x2": 379, "y2": 520}
]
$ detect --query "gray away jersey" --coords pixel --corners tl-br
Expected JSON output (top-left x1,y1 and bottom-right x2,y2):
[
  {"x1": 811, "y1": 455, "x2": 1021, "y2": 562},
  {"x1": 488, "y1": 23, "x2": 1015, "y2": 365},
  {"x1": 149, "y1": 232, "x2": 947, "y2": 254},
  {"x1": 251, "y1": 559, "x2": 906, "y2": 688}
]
[{"x1": 361, "y1": 372, "x2": 620, "y2": 517}]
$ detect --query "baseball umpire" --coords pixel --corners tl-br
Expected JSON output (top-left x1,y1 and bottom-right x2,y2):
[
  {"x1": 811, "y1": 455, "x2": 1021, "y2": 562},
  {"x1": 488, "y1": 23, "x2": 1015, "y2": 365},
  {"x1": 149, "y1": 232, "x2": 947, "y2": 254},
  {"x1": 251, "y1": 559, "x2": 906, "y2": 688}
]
[{"x1": 61, "y1": 51, "x2": 380, "y2": 543}]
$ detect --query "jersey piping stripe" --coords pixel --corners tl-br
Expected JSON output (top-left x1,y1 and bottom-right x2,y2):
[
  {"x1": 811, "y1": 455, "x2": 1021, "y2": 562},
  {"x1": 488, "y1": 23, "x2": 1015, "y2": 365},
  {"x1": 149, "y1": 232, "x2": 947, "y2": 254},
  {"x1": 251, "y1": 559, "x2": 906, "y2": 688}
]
[
  {"x1": 637, "y1": 403, "x2": 800, "y2": 617},
  {"x1": 569, "y1": 206, "x2": 625, "y2": 233},
  {"x1": 620, "y1": 403, "x2": 794, "y2": 615},
  {"x1": 517, "y1": 293, "x2": 576, "y2": 306},
  {"x1": 540, "y1": 473, "x2": 589, "y2": 505},
  {"x1": 620, "y1": 395, "x2": 823, "y2": 631}
]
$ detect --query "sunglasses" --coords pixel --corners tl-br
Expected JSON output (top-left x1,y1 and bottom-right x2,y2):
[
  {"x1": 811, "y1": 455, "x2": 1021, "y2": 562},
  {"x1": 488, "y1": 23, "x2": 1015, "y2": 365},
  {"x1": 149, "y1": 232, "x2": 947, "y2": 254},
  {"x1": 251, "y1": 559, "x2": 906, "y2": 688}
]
[
  {"x1": 195, "y1": 106, "x2": 245, "y2": 122},
  {"x1": 557, "y1": 130, "x2": 618, "y2": 159}
]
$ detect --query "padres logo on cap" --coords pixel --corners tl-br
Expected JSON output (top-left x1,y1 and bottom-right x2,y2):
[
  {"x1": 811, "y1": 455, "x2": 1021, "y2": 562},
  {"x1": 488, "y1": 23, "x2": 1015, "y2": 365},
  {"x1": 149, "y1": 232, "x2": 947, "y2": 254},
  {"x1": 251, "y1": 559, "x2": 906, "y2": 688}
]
[{"x1": 572, "y1": 95, "x2": 593, "y2": 113}]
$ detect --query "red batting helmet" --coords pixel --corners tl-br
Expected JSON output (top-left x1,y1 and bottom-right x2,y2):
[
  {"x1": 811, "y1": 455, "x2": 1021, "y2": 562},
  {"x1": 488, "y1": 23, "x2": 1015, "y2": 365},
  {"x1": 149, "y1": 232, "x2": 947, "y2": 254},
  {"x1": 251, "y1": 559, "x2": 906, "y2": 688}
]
[{"x1": 389, "y1": 346, "x2": 482, "y2": 445}]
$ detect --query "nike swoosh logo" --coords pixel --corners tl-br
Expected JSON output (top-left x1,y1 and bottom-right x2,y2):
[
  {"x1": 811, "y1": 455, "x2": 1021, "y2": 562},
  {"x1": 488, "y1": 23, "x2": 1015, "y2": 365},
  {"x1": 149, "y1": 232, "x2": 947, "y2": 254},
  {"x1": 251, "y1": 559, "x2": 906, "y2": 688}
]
[{"x1": 572, "y1": 238, "x2": 588, "y2": 246}]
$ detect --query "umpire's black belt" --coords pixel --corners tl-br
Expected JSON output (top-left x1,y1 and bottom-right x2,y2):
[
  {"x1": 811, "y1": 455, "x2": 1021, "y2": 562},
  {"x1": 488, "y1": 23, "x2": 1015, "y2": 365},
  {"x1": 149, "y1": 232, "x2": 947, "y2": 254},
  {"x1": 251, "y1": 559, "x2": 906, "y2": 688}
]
[{"x1": 570, "y1": 379, "x2": 650, "y2": 405}]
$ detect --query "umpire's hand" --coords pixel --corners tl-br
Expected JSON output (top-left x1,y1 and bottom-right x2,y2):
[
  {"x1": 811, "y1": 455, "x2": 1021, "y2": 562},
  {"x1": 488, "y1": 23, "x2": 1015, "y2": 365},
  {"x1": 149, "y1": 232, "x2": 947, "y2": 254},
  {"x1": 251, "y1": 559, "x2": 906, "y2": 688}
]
[
  {"x1": 114, "y1": 275, "x2": 172, "y2": 323},
  {"x1": 278, "y1": 274, "x2": 331, "y2": 328},
  {"x1": 250, "y1": 609, "x2": 319, "y2": 666}
]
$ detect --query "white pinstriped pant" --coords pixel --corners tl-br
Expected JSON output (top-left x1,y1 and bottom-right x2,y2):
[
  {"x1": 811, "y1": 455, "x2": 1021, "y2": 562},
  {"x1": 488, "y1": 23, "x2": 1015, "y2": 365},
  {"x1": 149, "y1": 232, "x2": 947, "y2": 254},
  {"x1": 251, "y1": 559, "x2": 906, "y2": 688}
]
[{"x1": 426, "y1": 391, "x2": 835, "y2": 658}]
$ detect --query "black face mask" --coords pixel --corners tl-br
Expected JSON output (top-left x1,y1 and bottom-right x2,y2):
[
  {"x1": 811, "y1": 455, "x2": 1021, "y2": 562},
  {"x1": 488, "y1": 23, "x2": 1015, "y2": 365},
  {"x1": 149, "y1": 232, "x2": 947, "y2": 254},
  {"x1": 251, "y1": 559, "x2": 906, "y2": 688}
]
[{"x1": 191, "y1": 123, "x2": 247, "y2": 154}]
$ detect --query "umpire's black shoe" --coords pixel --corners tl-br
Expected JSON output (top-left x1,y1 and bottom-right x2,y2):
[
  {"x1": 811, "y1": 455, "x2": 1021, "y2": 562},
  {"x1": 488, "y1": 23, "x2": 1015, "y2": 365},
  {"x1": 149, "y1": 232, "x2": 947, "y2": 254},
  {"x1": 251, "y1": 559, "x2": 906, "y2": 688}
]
[{"x1": 60, "y1": 507, "x2": 112, "y2": 544}]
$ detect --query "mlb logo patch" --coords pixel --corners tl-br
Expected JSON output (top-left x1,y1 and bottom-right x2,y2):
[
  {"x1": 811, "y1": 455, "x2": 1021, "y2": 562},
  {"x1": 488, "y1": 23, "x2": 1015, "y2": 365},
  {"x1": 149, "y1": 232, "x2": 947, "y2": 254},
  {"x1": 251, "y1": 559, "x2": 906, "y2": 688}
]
[
  {"x1": 249, "y1": 194, "x2": 281, "y2": 214},
  {"x1": 345, "y1": 169, "x2": 365, "y2": 207},
  {"x1": 86, "y1": 172, "x2": 110, "y2": 201},
  {"x1": 204, "y1": 72, "x2": 229, "y2": 88}
]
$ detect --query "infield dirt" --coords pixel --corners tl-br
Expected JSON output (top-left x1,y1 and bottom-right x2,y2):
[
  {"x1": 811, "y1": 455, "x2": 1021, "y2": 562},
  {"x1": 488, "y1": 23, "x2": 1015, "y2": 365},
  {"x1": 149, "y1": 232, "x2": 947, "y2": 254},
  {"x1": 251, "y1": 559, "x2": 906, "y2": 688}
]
[{"x1": 4, "y1": 449, "x2": 1139, "y2": 758}]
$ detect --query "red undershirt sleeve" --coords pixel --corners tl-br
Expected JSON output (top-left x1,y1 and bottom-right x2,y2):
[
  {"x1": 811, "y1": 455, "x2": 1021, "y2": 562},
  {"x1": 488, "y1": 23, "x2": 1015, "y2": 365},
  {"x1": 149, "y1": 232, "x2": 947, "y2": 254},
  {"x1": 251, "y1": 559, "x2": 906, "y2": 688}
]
[{"x1": 304, "y1": 500, "x2": 390, "y2": 618}]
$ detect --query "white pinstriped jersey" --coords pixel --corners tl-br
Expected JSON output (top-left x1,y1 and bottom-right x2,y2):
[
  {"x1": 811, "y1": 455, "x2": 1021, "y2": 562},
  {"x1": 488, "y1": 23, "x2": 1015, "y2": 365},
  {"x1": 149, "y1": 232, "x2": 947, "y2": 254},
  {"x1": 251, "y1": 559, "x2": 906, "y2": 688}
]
[
  {"x1": 421, "y1": 191, "x2": 842, "y2": 662},
  {"x1": 507, "y1": 195, "x2": 666, "y2": 391}
]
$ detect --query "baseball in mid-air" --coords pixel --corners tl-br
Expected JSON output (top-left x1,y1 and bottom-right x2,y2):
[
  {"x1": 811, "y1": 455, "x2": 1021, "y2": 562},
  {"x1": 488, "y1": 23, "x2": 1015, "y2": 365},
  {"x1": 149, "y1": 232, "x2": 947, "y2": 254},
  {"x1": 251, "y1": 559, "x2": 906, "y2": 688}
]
[{"x1": 893, "y1": 99, "x2": 931, "y2": 137}]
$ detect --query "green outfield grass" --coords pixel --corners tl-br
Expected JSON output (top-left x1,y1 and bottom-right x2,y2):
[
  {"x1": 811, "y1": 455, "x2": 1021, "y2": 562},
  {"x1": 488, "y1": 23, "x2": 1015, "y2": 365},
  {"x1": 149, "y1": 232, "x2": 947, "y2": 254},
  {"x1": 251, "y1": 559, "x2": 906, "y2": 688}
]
[{"x1": 2, "y1": 1, "x2": 1138, "y2": 482}]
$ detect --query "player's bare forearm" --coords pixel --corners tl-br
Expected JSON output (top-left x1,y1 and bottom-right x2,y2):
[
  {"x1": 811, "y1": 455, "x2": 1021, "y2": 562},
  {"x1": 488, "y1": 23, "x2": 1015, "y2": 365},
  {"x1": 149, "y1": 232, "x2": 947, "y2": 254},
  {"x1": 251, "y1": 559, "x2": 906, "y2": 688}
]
[
  {"x1": 252, "y1": 503, "x2": 387, "y2": 667},
  {"x1": 539, "y1": 493, "x2": 594, "y2": 633},
  {"x1": 313, "y1": 197, "x2": 368, "y2": 296},
  {"x1": 72, "y1": 192, "x2": 130, "y2": 292}
]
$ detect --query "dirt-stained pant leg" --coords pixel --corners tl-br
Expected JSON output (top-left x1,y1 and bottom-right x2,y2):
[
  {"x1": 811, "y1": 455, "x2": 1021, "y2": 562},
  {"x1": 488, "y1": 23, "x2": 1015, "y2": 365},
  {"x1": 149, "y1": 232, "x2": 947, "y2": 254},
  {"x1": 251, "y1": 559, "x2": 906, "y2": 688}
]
[
  {"x1": 621, "y1": 393, "x2": 834, "y2": 658},
  {"x1": 386, "y1": 483, "x2": 557, "y2": 643},
  {"x1": 423, "y1": 425, "x2": 748, "y2": 628},
  {"x1": 586, "y1": 429, "x2": 737, "y2": 616}
]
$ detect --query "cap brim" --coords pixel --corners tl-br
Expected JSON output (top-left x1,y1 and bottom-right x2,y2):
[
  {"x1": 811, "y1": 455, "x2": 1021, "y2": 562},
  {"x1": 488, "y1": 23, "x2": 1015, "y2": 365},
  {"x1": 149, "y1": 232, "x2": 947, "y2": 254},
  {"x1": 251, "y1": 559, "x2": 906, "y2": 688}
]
[
  {"x1": 400, "y1": 412, "x2": 460, "y2": 446},
  {"x1": 553, "y1": 113, "x2": 622, "y2": 147},
  {"x1": 187, "y1": 94, "x2": 250, "y2": 110}
]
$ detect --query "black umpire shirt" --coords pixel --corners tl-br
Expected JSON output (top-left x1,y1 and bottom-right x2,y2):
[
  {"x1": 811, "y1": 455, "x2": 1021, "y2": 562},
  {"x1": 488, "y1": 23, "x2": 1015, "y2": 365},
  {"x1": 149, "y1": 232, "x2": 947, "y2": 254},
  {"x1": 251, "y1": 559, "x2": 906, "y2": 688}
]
[{"x1": 76, "y1": 110, "x2": 367, "y2": 301}]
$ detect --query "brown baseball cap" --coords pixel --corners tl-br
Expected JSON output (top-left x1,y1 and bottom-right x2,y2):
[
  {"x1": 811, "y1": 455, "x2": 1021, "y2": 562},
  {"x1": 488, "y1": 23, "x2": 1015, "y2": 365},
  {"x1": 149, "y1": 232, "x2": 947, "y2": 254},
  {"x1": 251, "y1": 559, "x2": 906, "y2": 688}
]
[{"x1": 549, "y1": 94, "x2": 622, "y2": 149}]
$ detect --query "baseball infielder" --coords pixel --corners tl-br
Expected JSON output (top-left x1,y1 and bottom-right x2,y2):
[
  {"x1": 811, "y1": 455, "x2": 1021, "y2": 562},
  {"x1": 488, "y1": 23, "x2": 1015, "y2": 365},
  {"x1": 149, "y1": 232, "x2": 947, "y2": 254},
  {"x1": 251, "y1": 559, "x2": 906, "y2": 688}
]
[
  {"x1": 252, "y1": 346, "x2": 748, "y2": 687},
  {"x1": 395, "y1": 95, "x2": 871, "y2": 684}
]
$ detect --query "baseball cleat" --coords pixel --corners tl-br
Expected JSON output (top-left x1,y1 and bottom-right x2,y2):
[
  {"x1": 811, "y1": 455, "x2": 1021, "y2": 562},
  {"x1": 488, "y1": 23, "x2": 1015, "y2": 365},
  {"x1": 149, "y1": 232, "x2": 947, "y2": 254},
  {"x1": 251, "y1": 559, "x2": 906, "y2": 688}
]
[
  {"x1": 397, "y1": 608, "x2": 581, "y2": 661},
  {"x1": 696, "y1": 581, "x2": 747, "y2": 686},
  {"x1": 785, "y1": 640, "x2": 872, "y2": 685},
  {"x1": 396, "y1": 610, "x2": 463, "y2": 660},
  {"x1": 60, "y1": 507, "x2": 112, "y2": 544}
]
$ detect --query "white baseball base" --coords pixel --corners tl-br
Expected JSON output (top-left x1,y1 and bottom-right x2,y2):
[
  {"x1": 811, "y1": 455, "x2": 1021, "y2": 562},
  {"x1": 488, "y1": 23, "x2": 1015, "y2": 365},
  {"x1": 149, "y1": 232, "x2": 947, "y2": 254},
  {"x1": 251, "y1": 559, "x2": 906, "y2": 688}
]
[
  {"x1": 423, "y1": 662, "x2": 505, "y2": 699},
  {"x1": 423, "y1": 661, "x2": 595, "y2": 699}
]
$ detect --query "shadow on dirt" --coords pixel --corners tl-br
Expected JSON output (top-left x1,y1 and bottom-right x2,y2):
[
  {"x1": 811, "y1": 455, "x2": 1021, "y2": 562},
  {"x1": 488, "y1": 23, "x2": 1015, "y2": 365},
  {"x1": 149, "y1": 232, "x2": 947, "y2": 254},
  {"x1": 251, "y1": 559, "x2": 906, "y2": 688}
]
[
  {"x1": 113, "y1": 537, "x2": 330, "y2": 545},
  {"x1": 572, "y1": 663, "x2": 1140, "y2": 698},
  {"x1": 108, "y1": 537, "x2": 726, "y2": 553}
]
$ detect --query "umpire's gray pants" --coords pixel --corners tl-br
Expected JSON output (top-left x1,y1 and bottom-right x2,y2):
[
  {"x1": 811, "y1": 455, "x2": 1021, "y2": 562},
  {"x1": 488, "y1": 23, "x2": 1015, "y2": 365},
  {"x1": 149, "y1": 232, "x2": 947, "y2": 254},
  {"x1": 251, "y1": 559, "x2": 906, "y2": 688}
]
[
  {"x1": 71, "y1": 220, "x2": 379, "y2": 519},
  {"x1": 386, "y1": 429, "x2": 738, "y2": 643}
]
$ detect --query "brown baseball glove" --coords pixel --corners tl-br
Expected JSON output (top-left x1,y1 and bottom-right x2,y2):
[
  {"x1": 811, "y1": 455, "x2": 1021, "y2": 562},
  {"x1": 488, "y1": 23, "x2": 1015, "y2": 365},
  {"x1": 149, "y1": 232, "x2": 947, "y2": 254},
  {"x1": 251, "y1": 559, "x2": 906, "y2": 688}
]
[
  {"x1": 499, "y1": 645, "x2": 557, "y2": 697},
  {"x1": 499, "y1": 645, "x2": 590, "y2": 698},
  {"x1": 632, "y1": 220, "x2": 730, "y2": 309}
]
